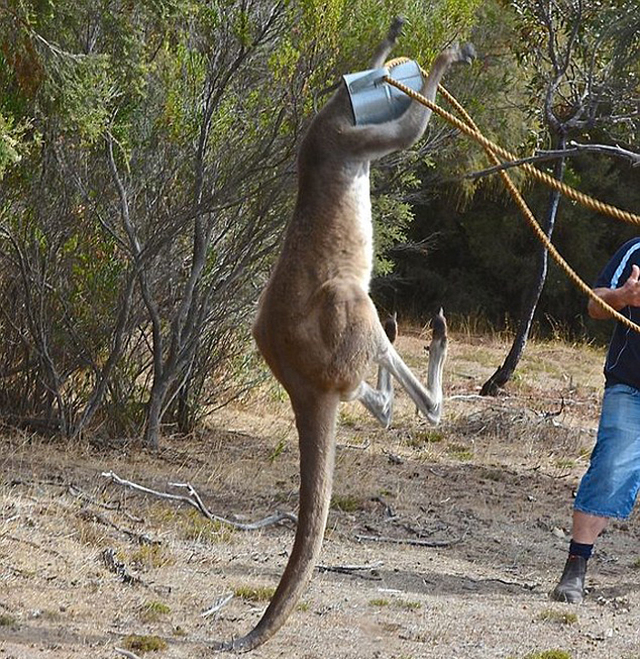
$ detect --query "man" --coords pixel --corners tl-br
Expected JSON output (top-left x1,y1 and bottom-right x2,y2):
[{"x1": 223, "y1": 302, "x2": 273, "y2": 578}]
[{"x1": 552, "y1": 237, "x2": 640, "y2": 603}]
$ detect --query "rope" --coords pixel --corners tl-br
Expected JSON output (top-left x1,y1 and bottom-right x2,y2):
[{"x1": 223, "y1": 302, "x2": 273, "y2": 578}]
[
  {"x1": 382, "y1": 61, "x2": 640, "y2": 334},
  {"x1": 385, "y1": 58, "x2": 640, "y2": 226}
]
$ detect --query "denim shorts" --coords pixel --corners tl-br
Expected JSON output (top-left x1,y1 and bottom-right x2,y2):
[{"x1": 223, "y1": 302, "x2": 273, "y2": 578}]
[{"x1": 574, "y1": 383, "x2": 640, "y2": 520}]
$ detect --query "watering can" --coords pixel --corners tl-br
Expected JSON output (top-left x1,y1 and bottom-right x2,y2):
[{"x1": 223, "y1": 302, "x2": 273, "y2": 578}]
[{"x1": 343, "y1": 60, "x2": 423, "y2": 126}]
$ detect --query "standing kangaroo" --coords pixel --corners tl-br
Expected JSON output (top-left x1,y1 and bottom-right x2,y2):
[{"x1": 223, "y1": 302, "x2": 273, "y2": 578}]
[{"x1": 218, "y1": 20, "x2": 475, "y2": 652}]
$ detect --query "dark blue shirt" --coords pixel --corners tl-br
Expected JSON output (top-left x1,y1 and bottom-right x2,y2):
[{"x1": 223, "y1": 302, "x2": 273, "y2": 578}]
[{"x1": 594, "y1": 238, "x2": 640, "y2": 390}]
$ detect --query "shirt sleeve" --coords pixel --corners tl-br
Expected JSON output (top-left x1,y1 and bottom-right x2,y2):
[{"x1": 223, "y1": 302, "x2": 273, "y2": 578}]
[{"x1": 594, "y1": 239, "x2": 640, "y2": 290}]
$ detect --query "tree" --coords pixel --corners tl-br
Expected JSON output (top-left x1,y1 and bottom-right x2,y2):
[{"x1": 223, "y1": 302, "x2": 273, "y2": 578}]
[
  {"x1": 480, "y1": 0, "x2": 640, "y2": 395},
  {"x1": 0, "y1": 0, "x2": 481, "y2": 446}
]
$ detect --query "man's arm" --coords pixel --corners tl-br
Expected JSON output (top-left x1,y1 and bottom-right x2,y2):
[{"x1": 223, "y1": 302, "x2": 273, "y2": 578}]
[{"x1": 588, "y1": 264, "x2": 640, "y2": 320}]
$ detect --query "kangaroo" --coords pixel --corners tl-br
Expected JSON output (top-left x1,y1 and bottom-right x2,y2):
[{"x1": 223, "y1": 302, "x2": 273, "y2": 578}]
[{"x1": 217, "y1": 20, "x2": 475, "y2": 652}]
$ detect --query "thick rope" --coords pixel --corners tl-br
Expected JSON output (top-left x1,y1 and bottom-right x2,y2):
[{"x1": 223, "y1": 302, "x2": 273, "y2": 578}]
[
  {"x1": 382, "y1": 61, "x2": 640, "y2": 334},
  {"x1": 385, "y1": 58, "x2": 640, "y2": 226}
]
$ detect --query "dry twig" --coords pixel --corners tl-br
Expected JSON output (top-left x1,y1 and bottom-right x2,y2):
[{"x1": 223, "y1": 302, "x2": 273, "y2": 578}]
[
  {"x1": 115, "y1": 648, "x2": 142, "y2": 659},
  {"x1": 317, "y1": 561, "x2": 384, "y2": 580},
  {"x1": 336, "y1": 439, "x2": 371, "y2": 450},
  {"x1": 356, "y1": 532, "x2": 466, "y2": 548},
  {"x1": 201, "y1": 592, "x2": 235, "y2": 618},
  {"x1": 101, "y1": 471, "x2": 297, "y2": 530},
  {"x1": 77, "y1": 508, "x2": 157, "y2": 546},
  {"x1": 101, "y1": 548, "x2": 142, "y2": 586},
  {"x1": 68, "y1": 483, "x2": 144, "y2": 523}
]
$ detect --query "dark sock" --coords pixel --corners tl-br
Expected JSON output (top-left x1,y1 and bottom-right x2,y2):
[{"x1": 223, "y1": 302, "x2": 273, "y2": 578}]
[{"x1": 569, "y1": 539, "x2": 593, "y2": 560}]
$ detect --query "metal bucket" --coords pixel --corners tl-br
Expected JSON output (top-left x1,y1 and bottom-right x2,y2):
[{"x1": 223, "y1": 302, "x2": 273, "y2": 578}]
[{"x1": 343, "y1": 60, "x2": 423, "y2": 126}]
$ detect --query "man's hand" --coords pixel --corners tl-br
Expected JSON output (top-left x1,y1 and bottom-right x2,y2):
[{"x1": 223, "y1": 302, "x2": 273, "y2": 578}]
[
  {"x1": 589, "y1": 264, "x2": 640, "y2": 320},
  {"x1": 619, "y1": 264, "x2": 640, "y2": 307}
]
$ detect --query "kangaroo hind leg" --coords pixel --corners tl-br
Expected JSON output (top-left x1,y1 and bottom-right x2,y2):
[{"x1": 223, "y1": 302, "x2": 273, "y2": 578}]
[
  {"x1": 355, "y1": 312, "x2": 399, "y2": 428},
  {"x1": 379, "y1": 310, "x2": 447, "y2": 425}
]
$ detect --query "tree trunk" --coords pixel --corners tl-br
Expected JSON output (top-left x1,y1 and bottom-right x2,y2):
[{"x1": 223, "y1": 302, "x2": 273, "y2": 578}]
[
  {"x1": 176, "y1": 381, "x2": 194, "y2": 435},
  {"x1": 144, "y1": 377, "x2": 170, "y2": 450},
  {"x1": 480, "y1": 134, "x2": 567, "y2": 396}
]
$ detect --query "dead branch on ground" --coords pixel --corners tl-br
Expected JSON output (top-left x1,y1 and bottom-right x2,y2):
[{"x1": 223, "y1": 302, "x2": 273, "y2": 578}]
[
  {"x1": 101, "y1": 471, "x2": 297, "y2": 530},
  {"x1": 115, "y1": 649, "x2": 142, "y2": 659},
  {"x1": 102, "y1": 548, "x2": 142, "y2": 585},
  {"x1": 201, "y1": 592, "x2": 235, "y2": 618},
  {"x1": 336, "y1": 439, "x2": 371, "y2": 450},
  {"x1": 68, "y1": 483, "x2": 144, "y2": 523},
  {"x1": 317, "y1": 561, "x2": 384, "y2": 580},
  {"x1": 77, "y1": 508, "x2": 157, "y2": 546},
  {"x1": 464, "y1": 575, "x2": 540, "y2": 591},
  {"x1": 356, "y1": 531, "x2": 467, "y2": 548}
]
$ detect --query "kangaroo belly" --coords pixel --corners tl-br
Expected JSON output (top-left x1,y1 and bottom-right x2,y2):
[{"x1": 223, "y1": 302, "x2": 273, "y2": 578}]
[{"x1": 254, "y1": 278, "x2": 378, "y2": 395}]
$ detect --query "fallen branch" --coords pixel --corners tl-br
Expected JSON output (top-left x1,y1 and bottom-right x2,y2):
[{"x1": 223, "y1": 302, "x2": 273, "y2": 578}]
[
  {"x1": 449, "y1": 394, "x2": 488, "y2": 401},
  {"x1": 336, "y1": 439, "x2": 371, "y2": 451},
  {"x1": 356, "y1": 532, "x2": 466, "y2": 548},
  {"x1": 115, "y1": 648, "x2": 142, "y2": 659},
  {"x1": 101, "y1": 471, "x2": 297, "y2": 530},
  {"x1": 101, "y1": 548, "x2": 142, "y2": 586},
  {"x1": 201, "y1": 592, "x2": 234, "y2": 618},
  {"x1": 317, "y1": 561, "x2": 384, "y2": 580},
  {"x1": 68, "y1": 483, "x2": 144, "y2": 523},
  {"x1": 77, "y1": 508, "x2": 157, "y2": 546},
  {"x1": 464, "y1": 575, "x2": 540, "y2": 591}
]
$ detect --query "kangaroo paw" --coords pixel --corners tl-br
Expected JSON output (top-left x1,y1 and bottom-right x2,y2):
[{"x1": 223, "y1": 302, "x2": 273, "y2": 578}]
[{"x1": 387, "y1": 16, "x2": 405, "y2": 43}]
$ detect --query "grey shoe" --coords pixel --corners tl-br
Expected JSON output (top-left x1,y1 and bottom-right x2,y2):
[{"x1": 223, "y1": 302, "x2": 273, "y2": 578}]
[{"x1": 551, "y1": 556, "x2": 587, "y2": 603}]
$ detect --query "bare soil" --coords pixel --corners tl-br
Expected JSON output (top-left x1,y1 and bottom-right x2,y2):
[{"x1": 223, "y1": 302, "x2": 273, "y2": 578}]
[{"x1": 1, "y1": 329, "x2": 639, "y2": 659}]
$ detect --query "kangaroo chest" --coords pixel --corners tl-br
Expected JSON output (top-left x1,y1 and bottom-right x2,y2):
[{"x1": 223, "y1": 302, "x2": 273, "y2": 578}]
[{"x1": 349, "y1": 169, "x2": 374, "y2": 289}]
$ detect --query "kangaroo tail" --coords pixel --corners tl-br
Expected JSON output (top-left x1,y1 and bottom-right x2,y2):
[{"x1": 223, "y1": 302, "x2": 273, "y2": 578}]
[{"x1": 216, "y1": 389, "x2": 339, "y2": 652}]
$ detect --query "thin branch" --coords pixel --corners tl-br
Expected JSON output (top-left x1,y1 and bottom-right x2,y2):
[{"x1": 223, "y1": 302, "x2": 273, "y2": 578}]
[
  {"x1": 115, "y1": 648, "x2": 142, "y2": 659},
  {"x1": 466, "y1": 142, "x2": 640, "y2": 180},
  {"x1": 463, "y1": 575, "x2": 540, "y2": 591},
  {"x1": 101, "y1": 471, "x2": 297, "y2": 530},
  {"x1": 101, "y1": 548, "x2": 142, "y2": 585},
  {"x1": 355, "y1": 532, "x2": 466, "y2": 548},
  {"x1": 201, "y1": 593, "x2": 234, "y2": 618},
  {"x1": 336, "y1": 439, "x2": 371, "y2": 451},
  {"x1": 317, "y1": 561, "x2": 384, "y2": 580},
  {"x1": 67, "y1": 483, "x2": 143, "y2": 522}
]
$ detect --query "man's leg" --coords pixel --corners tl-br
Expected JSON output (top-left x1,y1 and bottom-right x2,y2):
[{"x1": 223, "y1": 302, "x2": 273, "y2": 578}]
[
  {"x1": 572, "y1": 510, "x2": 608, "y2": 544},
  {"x1": 551, "y1": 383, "x2": 640, "y2": 603},
  {"x1": 551, "y1": 511, "x2": 608, "y2": 603}
]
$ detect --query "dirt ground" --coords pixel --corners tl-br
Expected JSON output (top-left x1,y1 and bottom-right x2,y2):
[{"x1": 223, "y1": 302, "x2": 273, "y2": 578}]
[{"x1": 1, "y1": 329, "x2": 639, "y2": 659}]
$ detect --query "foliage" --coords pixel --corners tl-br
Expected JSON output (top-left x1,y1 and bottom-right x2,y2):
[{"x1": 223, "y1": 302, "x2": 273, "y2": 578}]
[
  {"x1": 522, "y1": 652, "x2": 572, "y2": 659},
  {"x1": 0, "y1": 0, "x2": 481, "y2": 443},
  {"x1": 140, "y1": 600, "x2": 172, "y2": 623},
  {"x1": 393, "y1": 0, "x2": 640, "y2": 343},
  {"x1": 2, "y1": 0, "x2": 635, "y2": 442},
  {"x1": 536, "y1": 608, "x2": 578, "y2": 625}
]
